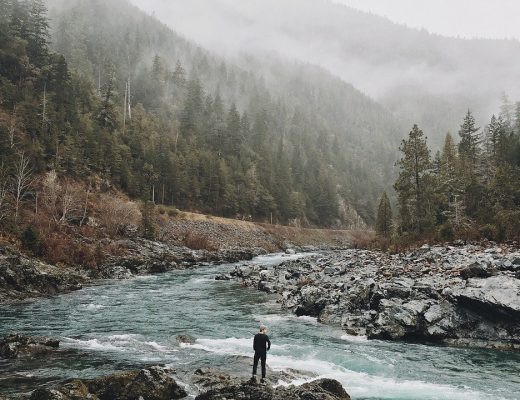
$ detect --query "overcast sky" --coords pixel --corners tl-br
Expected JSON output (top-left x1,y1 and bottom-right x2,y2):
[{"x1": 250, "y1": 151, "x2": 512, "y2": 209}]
[{"x1": 334, "y1": 0, "x2": 520, "y2": 40}]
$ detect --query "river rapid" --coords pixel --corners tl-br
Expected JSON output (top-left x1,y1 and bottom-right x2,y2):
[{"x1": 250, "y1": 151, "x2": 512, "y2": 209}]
[{"x1": 0, "y1": 253, "x2": 519, "y2": 399}]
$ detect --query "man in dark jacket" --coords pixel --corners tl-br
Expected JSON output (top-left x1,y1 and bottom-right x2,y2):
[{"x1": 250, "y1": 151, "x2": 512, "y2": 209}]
[{"x1": 252, "y1": 325, "x2": 271, "y2": 383}]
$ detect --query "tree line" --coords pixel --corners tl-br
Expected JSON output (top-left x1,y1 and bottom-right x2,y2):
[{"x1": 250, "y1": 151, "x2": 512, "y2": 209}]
[{"x1": 376, "y1": 103, "x2": 520, "y2": 242}]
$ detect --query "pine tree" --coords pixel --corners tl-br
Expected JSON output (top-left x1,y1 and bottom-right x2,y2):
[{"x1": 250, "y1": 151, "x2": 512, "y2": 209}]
[
  {"x1": 97, "y1": 68, "x2": 118, "y2": 132},
  {"x1": 172, "y1": 61, "x2": 186, "y2": 91},
  {"x1": 180, "y1": 75, "x2": 203, "y2": 139},
  {"x1": 485, "y1": 115, "x2": 505, "y2": 161},
  {"x1": 226, "y1": 103, "x2": 242, "y2": 155},
  {"x1": 394, "y1": 125, "x2": 434, "y2": 234},
  {"x1": 151, "y1": 54, "x2": 163, "y2": 81},
  {"x1": 458, "y1": 110, "x2": 481, "y2": 176},
  {"x1": 439, "y1": 133, "x2": 459, "y2": 192},
  {"x1": 375, "y1": 191, "x2": 392, "y2": 237},
  {"x1": 26, "y1": 0, "x2": 49, "y2": 66}
]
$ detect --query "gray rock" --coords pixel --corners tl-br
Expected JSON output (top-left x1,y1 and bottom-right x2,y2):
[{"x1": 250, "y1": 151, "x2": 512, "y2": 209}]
[
  {"x1": 195, "y1": 378, "x2": 351, "y2": 400},
  {"x1": 0, "y1": 334, "x2": 59, "y2": 359}
]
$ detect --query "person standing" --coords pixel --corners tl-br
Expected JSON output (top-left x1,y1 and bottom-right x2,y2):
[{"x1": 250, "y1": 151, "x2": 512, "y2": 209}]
[{"x1": 252, "y1": 325, "x2": 271, "y2": 383}]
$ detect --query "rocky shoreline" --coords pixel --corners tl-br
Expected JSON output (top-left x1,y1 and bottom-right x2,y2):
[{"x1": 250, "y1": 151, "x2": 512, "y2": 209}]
[
  {"x1": 227, "y1": 243, "x2": 520, "y2": 350},
  {"x1": 0, "y1": 335, "x2": 350, "y2": 400},
  {"x1": 0, "y1": 239, "x2": 267, "y2": 304}
]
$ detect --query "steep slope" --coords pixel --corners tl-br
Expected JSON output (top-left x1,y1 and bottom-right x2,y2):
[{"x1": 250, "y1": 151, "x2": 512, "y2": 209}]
[
  {"x1": 44, "y1": 0, "x2": 403, "y2": 225},
  {"x1": 129, "y1": 0, "x2": 520, "y2": 145}
]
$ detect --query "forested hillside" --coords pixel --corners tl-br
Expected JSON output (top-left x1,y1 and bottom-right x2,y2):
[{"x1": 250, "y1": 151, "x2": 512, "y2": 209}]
[
  {"x1": 0, "y1": 0, "x2": 405, "y2": 234},
  {"x1": 133, "y1": 0, "x2": 520, "y2": 146}
]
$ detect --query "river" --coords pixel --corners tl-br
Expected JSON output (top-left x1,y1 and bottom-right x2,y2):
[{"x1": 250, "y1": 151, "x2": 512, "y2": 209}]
[{"x1": 1, "y1": 253, "x2": 519, "y2": 399}]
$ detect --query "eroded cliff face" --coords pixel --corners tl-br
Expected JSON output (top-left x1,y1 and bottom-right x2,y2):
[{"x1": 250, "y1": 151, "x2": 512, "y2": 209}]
[{"x1": 228, "y1": 244, "x2": 520, "y2": 350}]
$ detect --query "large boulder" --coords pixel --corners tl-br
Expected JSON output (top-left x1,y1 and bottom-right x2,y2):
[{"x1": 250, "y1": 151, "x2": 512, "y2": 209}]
[{"x1": 454, "y1": 276, "x2": 520, "y2": 320}]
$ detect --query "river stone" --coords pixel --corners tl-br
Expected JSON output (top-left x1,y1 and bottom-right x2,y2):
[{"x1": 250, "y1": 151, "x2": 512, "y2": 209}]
[
  {"x1": 177, "y1": 334, "x2": 196, "y2": 344},
  {"x1": 0, "y1": 334, "x2": 59, "y2": 359},
  {"x1": 459, "y1": 262, "x2": 496, "y2": 279}
]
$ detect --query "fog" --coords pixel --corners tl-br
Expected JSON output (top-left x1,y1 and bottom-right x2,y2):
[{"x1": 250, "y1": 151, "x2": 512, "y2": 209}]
[
  {"x1": 335, "y1": 0, "x2": 520, "y2": 40},
  {"x1": 128, "y1": 0, "x2": 520, "y2": 140}
]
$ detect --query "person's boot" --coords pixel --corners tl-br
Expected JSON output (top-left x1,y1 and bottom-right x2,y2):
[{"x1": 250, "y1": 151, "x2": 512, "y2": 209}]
[
  {"x1": 260, "y1": 378, "x2": 266, "y2": 384},
  {"x1": 250, "y1": 375, "x2": 257, "y2": 384}
]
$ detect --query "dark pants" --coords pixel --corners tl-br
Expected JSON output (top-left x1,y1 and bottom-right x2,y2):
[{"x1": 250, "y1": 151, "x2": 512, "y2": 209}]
[{"x1": 253, "y1": 351, "x2": 267, "y2": 378}]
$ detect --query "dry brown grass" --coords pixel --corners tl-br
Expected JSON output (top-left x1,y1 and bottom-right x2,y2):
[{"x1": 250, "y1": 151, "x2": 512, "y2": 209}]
[
  {"x1": 260, "y1": 223, "x2": 365, "y2": 248},
  {"x1": 183, "y1": 230, "x2": 217, "y2": 251}
]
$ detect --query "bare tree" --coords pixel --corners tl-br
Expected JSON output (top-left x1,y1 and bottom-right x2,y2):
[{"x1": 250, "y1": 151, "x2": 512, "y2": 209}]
[
  {"x1": 12, "y1": 152, "x2": 34, "y2": 224},
  {"x1": 41, "y1": 171, "x2": 84, "y2": 225},
  {"x1": 98, "y1": 194, "x2": 141, "y2": 236},
  {"x1": 79, "y1": 180, "x2": 91, "y2": 227},
  {"x1": 0, "y1": 164, "x2": 10, "y2": 224},
  {"x1": 8, "y1": 106, "x2": 18, "y2": 149}
]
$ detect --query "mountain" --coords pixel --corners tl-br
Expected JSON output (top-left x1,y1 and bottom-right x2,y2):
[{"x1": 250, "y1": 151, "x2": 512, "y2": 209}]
[
  {"x1": 128, "y1": 0, "x2": 520, "y2": 146},
  {"x1": 0, "y1": 0, "x2": 407, "y2": 229}
]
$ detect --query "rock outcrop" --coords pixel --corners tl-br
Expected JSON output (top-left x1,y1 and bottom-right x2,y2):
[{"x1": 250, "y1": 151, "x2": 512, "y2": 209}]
[
  {"x1": 229, "y1": 244, "x2": 520, "y2": 350},
  {"x1": 0, "y1": 334, "x2": 60, "y2": 359},
  {"x1": 0, "y1": 248, "x2": 86, "y2": 303},
  {"x1": 195, "y1": 378, "x2": 351, "y2": 400},
  {"x1": 29, "y1": 366, "x2": 187, "y2": 400}
]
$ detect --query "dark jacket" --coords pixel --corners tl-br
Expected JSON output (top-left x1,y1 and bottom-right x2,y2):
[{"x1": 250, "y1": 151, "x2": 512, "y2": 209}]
[{"x1": 253, "y1": 333, "x2": 271, "y2": 353}]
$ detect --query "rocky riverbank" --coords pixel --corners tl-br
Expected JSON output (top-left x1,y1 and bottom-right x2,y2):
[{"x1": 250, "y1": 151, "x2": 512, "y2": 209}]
[
  {"x1": 0, "y1": 335, "x2": 350, "y2": 400},
  {"x1": 228, "y1": 243, "x2": 520, "y2": 350},
  {"x1": 0, "y1": 239, "x2": 265, "y2": 303}
]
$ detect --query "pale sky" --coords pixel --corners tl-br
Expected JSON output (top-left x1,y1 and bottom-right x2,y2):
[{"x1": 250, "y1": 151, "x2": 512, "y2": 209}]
[{"x1": 334, "y1": 0, "x2": 520, "y2": 40}]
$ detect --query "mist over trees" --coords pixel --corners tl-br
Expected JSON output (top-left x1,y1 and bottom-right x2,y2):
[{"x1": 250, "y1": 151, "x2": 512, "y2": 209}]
[{"x1": 128, "y1": 0, "x2": 520, "y2": 147}]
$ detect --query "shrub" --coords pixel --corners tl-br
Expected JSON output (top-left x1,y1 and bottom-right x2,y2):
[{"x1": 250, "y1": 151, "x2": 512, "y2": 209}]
[
  {"x1": 495, "y1": 210, "x2": 520, "y2": 241},
  {"x1": 438, "y1": 223, "x2": 455, "y2": 242},
  {"x1": 479, "y1": 224, "x2": 498, "y2": 241},
  {"x1": 167, "y1": 208, "x2": 179, "y2": 217},
  {"x1": 98, "y1": 195, "x2": 141, "y2": 237},
  {"x1": 183, "y1": 231, "x2": 215, "y2": 251},
  {"x1": 21, "y1": 226, "x2": 41, "y2": 255},
  {"x1": 140, "y1": 201, "x2": 156, "y2": 240}
]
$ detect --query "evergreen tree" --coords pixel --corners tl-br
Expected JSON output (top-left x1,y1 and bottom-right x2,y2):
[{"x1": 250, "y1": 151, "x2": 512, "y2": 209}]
[
  {"x1": 485, "y1": 115, "x2": 505, "y2": 161},
  {"x1": 26, "y1": 0, "x2": 49, "y2": 66},
  {"x1": 97, "y1": 68, "x2": 118, "y2": 132},
  {"x1": 375, "y1": 191, "x2": 392, "y2": 237},
  {"x1": 394, "y1": 125, "x2": 434, "y2": 234},
  {"x1": 226, "y1": 103, "x2": 242, "y2": 155},
  {"x1": 458, "y1": 110, "x2": 481, "y2": 176},
  {"x1": 439, "y1": 133, "x2": 460, "y2": 196}
]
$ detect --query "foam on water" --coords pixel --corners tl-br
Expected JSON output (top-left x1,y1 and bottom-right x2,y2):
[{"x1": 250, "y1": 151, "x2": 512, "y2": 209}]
[
  {"x1": 254, "y1": 314, "x2": 319, "y2": 325},
  {"x1": 182, "y1": 337, "x2": 502, "y2": 400},
  {"x1": 341, "y1": 334, "x2": 369, "y2": 343},
  {"x1": 62, "y1": 337, "x2": 124, "y2": 352}
]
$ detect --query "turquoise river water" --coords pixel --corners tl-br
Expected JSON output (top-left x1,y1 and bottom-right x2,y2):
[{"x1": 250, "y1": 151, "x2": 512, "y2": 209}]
[{"x1": 0, "y1": 253, "x2": 519, "y2": 399}]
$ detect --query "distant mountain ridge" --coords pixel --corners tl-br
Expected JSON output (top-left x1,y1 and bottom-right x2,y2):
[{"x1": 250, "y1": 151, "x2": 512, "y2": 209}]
[{"x1": 128, "y1": 0, "x2": 520, "y2": 145}]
